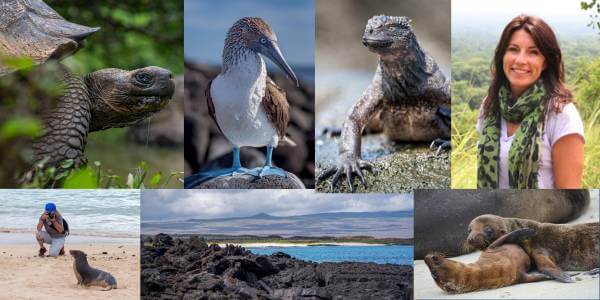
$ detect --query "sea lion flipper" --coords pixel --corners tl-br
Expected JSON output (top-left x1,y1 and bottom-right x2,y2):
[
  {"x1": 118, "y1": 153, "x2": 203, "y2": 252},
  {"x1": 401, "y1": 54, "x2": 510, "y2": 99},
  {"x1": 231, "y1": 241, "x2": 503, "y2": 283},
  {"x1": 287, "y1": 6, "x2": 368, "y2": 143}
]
[
  {"x1": 582, "y1": 268, "x2": 599, "y2": 275},
  {"x1": 532, "y1": 253, "x2": 574, "y2": 283},
  {"x1": 488, "y1": 228, "x2": 536, "y2": 249},
  {"x1": 519, "y1": 271, "x2": 550, "y2": 283},
  {"x1": 539, "y1": 267, "x2": 575, "y2": 283}
]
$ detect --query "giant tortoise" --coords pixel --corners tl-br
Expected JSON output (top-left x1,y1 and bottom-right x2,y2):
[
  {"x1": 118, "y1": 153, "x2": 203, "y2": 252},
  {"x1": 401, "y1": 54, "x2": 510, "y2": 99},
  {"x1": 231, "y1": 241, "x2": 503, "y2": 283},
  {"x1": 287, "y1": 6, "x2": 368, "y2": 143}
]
[{"x1": 0, "y1": 0, "x2": 174, "y2": 186}]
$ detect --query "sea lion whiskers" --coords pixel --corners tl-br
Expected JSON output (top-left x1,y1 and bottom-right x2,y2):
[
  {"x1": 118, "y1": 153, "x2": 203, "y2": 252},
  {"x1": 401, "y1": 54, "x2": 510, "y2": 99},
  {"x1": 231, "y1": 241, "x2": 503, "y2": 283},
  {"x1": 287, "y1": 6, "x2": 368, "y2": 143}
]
[{"x1": 460, "y1": 240, "x2": 476, "y2": 253}]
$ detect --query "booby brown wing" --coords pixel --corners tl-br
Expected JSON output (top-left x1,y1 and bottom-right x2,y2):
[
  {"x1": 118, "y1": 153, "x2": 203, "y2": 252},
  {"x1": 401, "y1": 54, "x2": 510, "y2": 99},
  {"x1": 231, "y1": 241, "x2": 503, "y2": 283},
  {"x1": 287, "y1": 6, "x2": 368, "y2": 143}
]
[
  {"x1": 261, "y1": 76, "x2": 290, "y2": 139},
  {"x1": 205, "y1": 79, "x2": 224, "y2": 134}
]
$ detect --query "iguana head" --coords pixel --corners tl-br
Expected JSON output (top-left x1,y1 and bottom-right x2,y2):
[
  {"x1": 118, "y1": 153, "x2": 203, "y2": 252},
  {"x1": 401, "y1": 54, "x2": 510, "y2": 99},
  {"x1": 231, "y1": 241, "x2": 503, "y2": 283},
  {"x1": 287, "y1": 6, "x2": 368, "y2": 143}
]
[{"x1": 362, "y1": 15, "x2": 416, "y2": 55}]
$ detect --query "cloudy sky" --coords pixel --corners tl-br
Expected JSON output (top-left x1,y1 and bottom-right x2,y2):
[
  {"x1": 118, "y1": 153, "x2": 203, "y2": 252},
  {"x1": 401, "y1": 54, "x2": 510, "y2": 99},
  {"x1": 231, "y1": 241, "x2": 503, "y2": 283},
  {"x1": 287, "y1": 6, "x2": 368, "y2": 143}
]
[{"x1": 141, "y1": 190, "x2": 412, "y2": 221}]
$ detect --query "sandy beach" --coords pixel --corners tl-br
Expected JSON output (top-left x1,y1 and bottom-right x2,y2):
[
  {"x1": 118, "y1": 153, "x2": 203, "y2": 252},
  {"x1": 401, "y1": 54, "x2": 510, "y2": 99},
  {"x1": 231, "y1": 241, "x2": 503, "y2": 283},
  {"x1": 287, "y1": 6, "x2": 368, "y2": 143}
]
[
  {"x1": 0, "y1": 238, "x2": 139, "y2": 300},
  {"x1": 415, "y1": 194, "x2": 600, "y2": 299}
]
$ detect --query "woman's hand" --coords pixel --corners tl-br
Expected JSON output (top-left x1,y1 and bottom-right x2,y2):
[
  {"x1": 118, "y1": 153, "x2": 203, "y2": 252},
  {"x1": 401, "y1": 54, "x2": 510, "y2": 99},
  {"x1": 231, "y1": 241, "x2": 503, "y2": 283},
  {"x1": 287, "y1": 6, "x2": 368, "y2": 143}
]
[{"x1": 552, "y1": 134, "x2": 584, "y2": 188}]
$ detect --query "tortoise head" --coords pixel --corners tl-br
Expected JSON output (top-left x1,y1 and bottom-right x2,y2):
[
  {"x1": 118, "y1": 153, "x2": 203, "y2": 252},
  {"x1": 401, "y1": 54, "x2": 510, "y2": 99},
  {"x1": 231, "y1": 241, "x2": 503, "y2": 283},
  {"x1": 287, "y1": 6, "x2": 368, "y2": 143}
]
[{"x1": 85, "y1": 66, "x2": 174, "y2": 131}]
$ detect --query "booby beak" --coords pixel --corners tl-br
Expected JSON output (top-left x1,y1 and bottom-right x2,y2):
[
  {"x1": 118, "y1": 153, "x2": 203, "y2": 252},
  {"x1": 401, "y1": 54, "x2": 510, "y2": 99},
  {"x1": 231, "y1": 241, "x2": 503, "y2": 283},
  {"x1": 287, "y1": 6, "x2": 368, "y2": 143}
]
[{"x1": 258, "y1": 40, "x2": 299, "y2": 87}]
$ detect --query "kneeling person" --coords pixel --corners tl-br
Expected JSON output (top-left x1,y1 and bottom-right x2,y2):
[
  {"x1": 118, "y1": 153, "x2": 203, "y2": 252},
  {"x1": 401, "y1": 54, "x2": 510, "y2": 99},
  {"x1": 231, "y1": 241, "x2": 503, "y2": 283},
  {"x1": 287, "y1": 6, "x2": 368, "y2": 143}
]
[{"x1": 36, "y1": 202, "x2": 67, "y2": 257}]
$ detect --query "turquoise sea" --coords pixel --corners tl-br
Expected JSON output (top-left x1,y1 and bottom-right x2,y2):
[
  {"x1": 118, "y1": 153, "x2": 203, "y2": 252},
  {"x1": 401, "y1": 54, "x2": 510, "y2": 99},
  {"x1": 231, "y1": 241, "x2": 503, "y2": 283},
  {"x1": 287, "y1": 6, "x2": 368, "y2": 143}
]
[{"x1": 247, "y1": 245, "x2": 413, "y2": 265}]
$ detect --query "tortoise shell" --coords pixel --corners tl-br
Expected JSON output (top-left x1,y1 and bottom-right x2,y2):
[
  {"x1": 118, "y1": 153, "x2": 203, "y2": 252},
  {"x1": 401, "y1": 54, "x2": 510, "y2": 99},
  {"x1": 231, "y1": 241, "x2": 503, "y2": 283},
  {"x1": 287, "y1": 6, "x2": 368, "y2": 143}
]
[{"x1": 0, "y1": 0, "x2": 99, "y2": 75}]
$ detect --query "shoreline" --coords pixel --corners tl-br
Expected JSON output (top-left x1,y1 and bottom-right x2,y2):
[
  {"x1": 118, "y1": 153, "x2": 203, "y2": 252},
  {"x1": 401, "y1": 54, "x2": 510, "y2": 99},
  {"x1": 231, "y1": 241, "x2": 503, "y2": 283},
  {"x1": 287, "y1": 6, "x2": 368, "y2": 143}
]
[
  {"x1": 216, "y1": 242, "x2": 395, "y2": 248},
  {"x1": 0, "y1": 232, "x2": 139, "y2": 245},
  {"x1": 142, "y1": 233, "x2": 413, "y2": 298},
  {"x1": 0, "y1": 227, "x2": 139, "y2": 239}
]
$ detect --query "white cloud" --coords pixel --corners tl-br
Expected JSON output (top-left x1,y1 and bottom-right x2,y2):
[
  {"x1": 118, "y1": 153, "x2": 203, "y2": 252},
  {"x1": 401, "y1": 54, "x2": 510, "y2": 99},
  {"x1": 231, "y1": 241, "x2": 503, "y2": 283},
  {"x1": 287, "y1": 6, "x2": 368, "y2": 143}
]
[{"x1": 141, "y1": 190, "x2": 412, "y2": 220}]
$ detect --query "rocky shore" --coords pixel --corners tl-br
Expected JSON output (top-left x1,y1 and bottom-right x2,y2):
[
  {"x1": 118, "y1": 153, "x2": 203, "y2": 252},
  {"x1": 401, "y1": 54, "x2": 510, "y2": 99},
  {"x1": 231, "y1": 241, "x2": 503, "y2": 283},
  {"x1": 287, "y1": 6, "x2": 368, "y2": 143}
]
[{"x1": 141, "y1": 234, "x2": 413, "y2": 299}]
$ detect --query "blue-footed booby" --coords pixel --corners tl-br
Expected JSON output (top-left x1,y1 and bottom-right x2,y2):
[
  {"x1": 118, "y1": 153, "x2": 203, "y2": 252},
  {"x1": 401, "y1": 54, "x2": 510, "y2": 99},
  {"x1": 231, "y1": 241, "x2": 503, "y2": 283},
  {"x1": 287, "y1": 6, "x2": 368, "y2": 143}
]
[{"x1": 188, "y1": 17, "x2": 298, "y2": 186}]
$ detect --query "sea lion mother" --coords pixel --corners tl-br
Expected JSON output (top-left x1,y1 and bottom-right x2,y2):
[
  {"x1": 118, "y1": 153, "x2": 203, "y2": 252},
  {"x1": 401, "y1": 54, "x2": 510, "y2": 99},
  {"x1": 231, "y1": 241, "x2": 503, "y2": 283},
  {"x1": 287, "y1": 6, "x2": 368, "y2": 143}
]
[
  {"x1": 414, "y1": 189, "x2": 590, "y2": 259},
  {"x1": 467, "y1": 214, "x2": 599, "y2": 282}
]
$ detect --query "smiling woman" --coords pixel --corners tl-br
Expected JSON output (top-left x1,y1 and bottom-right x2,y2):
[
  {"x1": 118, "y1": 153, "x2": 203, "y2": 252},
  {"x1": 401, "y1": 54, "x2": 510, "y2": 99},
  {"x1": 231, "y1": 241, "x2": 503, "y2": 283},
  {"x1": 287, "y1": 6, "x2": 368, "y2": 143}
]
[{"x1": 477, "y1": 14, "x2": 584, "y2": 189}]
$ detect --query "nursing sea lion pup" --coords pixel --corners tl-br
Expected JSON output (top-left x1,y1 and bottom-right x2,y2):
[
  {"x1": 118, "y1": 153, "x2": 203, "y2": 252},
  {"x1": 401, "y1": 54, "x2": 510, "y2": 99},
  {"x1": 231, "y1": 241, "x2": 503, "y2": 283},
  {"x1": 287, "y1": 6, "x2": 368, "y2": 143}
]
[
  {"x1": 425, "y1": 229, "x2": 549, "y2": 293},
  {"x1": 70, "y1": 250, "x2": 117, "y2": 290},
  {"x1": 467, "y1": 214, "x2": 599, "y2": 282}
]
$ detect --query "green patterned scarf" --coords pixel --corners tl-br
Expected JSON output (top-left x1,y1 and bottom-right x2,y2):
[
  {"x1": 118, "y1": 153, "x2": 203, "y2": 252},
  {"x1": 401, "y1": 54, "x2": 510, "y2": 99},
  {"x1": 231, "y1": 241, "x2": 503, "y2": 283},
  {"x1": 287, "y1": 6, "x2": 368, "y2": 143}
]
[{"x1": 478, "y1": 81, "x2": 546, "y2": 188}]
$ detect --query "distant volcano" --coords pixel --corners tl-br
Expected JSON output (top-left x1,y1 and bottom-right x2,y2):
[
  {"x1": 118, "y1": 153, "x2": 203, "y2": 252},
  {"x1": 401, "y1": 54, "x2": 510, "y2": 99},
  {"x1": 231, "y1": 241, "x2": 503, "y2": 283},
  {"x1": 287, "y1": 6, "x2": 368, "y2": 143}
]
[{"x1": 142, "y1": 210, "x2": 413, "y2": 238}]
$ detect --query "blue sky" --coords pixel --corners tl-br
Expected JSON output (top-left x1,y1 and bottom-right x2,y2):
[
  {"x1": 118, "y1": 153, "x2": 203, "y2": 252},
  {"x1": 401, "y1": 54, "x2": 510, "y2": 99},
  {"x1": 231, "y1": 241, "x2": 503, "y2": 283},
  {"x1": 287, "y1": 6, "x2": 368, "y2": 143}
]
[
  {"x1": 141, "y1": 190, "x2": 413, "y2": 220},
  {"x1": 184, "y1": 0, "x2": 314, "y2": 66}
]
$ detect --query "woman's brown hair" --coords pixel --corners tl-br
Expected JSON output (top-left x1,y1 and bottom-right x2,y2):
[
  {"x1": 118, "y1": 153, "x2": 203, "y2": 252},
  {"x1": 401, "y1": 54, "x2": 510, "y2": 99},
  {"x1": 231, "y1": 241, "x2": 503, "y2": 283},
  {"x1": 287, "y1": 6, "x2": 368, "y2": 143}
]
[{"x1": 482, "y1": 14, "x2": 572, "y2": 117}]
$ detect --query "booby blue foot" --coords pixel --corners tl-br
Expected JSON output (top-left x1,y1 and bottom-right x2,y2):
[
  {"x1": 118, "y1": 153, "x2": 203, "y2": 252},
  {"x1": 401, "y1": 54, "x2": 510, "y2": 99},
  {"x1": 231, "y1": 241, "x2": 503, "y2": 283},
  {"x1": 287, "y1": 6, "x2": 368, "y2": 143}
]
[
  {"x1": 183, "y1": 146, "x2": 259, "y2": 188},
  {"x1": 254, "y1": 146, "x2": 288, "y2": 178},
  {"x1": 258, "y1": 165, "x2": 287, "y2": 177}
]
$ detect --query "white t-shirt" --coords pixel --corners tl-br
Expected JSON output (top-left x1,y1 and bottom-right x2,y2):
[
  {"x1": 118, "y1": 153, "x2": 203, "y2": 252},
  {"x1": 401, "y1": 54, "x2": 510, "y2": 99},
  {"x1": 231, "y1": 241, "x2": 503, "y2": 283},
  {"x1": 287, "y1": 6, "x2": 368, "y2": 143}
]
[{"x1": 477, "y1": 103, "x2": 584, "y2": 188}]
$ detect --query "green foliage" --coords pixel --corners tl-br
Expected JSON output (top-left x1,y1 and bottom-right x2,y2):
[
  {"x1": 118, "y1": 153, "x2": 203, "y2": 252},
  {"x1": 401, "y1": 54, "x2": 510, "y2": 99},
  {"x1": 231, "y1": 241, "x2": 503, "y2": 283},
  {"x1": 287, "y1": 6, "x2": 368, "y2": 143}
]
[
  {"x1": 0, "y1": 55, "x2": 36, "y2": 72},
  {"x1": 24, "y1": 160, "x2": 183, "y2": 189},
  {"x1": 47, "y1": 0, "x2": 183, "y2": 75},
  {"x1": 572, "y1": 59, "x2": 600, "y2": 120},
  {"x1": 581, "y1": 0, "x2": 600, "y2": 33},
  {"x1": 0, "y1": 117, "x2": 43, "y2": 140}
]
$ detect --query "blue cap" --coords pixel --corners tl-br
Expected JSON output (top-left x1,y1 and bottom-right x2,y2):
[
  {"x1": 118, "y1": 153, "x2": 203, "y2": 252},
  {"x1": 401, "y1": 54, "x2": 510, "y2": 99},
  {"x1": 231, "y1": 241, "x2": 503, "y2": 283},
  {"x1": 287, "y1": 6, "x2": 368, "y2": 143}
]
[{"x1": 45, "y1": 202, "x2": 56, "y2": 213}]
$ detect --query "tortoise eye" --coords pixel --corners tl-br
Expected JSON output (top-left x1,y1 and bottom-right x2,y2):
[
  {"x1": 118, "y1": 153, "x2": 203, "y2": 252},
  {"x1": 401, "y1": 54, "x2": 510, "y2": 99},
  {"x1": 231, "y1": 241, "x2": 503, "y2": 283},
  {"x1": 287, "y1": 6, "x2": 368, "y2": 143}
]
[{"x1": 135, "y1": 72, "x2": 152, "y2": 84}]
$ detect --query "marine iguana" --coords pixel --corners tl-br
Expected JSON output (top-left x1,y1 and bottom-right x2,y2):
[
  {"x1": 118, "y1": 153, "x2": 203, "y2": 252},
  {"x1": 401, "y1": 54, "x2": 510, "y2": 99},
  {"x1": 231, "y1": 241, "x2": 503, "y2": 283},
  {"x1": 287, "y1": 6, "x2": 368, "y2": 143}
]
[{"x1": 317, "y1": 15, "x2": 450, "y2": 192}]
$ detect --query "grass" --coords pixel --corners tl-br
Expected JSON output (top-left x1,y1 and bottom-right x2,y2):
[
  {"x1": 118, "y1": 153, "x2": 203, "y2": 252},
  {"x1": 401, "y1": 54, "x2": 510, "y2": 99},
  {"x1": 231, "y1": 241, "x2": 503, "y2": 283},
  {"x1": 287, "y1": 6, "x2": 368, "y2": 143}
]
[
  {"x1": 451, "y1": 103, "x2": 479, "y2": 188},
  {"x1": 583, "y1": 111, "x2": 600, "y2": 187}
]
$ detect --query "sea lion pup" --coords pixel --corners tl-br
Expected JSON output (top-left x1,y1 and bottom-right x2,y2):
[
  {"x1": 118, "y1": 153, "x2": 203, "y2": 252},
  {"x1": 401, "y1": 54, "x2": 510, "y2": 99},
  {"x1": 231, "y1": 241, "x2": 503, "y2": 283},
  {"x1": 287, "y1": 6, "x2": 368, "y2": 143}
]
[
  {"x1": 467, "y1": 214, "x2": 599, "y2": 282},
  {"x1": 70, "y1": 250, "x2": 117, "y2": 290},
  {"x1": 425, "y1": 229, "x2": 549, "y2": 294}
]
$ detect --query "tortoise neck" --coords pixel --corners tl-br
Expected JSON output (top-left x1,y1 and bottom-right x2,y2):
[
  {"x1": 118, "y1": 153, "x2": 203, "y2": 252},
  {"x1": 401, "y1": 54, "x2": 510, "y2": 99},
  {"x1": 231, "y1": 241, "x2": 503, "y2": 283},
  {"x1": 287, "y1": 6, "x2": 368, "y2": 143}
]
[{"x1": 31, "y1": 68, "x2": 91, "y2": 170}]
